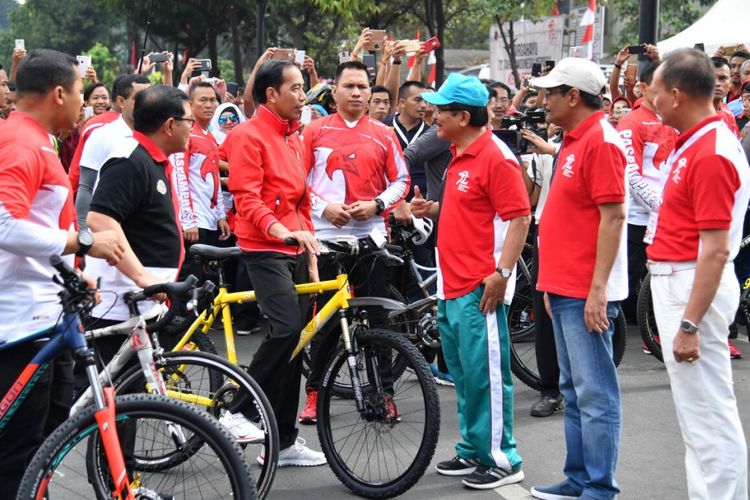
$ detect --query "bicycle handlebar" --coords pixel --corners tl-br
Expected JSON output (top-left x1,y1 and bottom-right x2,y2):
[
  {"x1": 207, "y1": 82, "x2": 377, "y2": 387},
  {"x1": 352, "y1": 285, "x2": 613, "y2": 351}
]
[{"x1": 285, "y1": 236, "x2": 404, "y2": 265}]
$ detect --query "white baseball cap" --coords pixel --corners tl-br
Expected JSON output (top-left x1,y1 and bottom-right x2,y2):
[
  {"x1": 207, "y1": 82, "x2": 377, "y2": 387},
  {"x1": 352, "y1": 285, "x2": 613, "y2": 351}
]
[{"x1": 530, "y1": 57, "x2": 606, "y2": 96}]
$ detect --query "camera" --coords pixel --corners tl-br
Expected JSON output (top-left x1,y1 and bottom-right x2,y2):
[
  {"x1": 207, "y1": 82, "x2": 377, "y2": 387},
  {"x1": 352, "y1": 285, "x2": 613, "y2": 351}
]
[{"x1": 494, "y1": 110, "x2": 548, "y2": 155}]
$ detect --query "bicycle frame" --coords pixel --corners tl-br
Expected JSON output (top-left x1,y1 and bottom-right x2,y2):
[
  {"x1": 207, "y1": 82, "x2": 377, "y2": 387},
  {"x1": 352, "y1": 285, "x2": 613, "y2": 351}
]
[
  {"x1": 172, "y1": 274, "x2": 353, "y2": 362},
  {"x1": 0, "y1": 313, "x2": 134, "y2": 499}
]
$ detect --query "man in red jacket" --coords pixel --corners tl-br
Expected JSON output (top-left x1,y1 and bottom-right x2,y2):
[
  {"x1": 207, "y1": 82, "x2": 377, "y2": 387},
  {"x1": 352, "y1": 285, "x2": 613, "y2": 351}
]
[{"x1": 221, "y1": 59, "x2": 325, "y2": 466}]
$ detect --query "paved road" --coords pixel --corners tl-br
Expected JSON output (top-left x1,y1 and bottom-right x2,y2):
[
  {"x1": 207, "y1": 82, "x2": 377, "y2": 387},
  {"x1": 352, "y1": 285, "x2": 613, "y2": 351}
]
[{"x1": 231, "y1": 324, "x2": 750, "y2": 500}]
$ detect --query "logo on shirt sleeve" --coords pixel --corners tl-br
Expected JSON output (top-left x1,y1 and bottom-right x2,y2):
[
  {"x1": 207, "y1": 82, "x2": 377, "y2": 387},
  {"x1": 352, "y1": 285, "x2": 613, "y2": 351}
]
[
  {"x1": 456, "y1": 171, "x2": 470, "y2": 192},
  {"x1": 156, "y1": 179, "x2": 167, "y2": 195}
]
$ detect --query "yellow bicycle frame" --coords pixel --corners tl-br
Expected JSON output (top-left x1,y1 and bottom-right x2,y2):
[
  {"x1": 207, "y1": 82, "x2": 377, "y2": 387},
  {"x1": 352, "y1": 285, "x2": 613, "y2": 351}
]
[{"x1": 171, "y1": 274, "x2": 352, "y2": 364}]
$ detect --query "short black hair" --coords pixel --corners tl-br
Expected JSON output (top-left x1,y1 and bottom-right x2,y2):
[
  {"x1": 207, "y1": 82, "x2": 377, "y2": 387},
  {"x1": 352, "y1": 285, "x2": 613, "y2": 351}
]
[
  {"x1": 253, "y1": 60, "x2": 296, "y2": 104},
  {"x1": 730, "y1": 50, "x2": 750, "y2": 61},
  {"x1": 16, "y1": 49, "x2": 78, "y2": 97},
  {"x1": 662, "y1": 49, "x2": 715, "y2": 99},
  {"x1": 489, "y1": 81, "x2": 512, "y2": 99},
  {"x1": 189, "y1": 81, "x2": 218, "y2": 99},
  {"x1": 711, "y1": 56, "x2": 730, "y2": 70},
  {"x1": 115, "y1": 74, "x2": 150, "y2": 101},
  {"x1": 370, "y1": 85, "x2": 391, "y2": 100},
  {"x1": 440, "y1": 103, "x2": 488, "y2": 128},
  {"x1": 639, "y1": 61, "x2": 660, "y2": 85},
  {"x1": 133, "y1": 85, "x2": 190, "y2": 135},
  {"x1": 398, "y1": 80, "x2": 428, "y2": 100},
  {"x1": 557, "y1": 84, "x2": 602, "y2": 110},
  {"x1": 334, "y1": 60, "x2": 369, "y2": 84},
  {"x1": 83, "y1": 82, "x2": 108, "y2": 102}
]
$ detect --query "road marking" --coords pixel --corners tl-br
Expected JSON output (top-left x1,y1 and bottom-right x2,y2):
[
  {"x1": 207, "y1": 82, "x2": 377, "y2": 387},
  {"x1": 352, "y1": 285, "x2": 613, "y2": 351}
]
[{"x1": 495, "y1": 483, "x2": 534, "y2": 499}]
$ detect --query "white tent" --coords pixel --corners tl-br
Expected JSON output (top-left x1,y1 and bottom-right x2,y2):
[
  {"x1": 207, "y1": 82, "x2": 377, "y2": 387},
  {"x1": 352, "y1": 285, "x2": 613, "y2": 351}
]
[{"x1": 657, "y1": 0, "x2": 750, "y2": 55}]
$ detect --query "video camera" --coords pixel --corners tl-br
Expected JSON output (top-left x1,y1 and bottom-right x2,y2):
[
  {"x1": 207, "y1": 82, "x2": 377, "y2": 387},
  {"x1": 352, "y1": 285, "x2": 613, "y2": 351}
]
[{"x1": 493, "y1": 109, "x2": 548, "y2": 155}]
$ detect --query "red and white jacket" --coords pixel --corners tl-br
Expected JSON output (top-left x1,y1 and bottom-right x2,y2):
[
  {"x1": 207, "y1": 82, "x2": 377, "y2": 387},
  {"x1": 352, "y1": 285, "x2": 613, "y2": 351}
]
[
  {"x1": 0, "y1": 112, "x2": 77, "y2": 343},
  {"x1": 171, "y1": 123, "x2": 225, "y2": 231},
  {"x1": 302, "y1": 113, "x2": 410, "y2": 240}
]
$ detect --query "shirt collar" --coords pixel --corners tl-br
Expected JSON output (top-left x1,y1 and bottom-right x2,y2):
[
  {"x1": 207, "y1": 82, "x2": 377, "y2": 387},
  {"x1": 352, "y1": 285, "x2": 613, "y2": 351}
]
[
  {"x1": 449, "y1": 128, "x2": 493, "y2": 159},
  {"x1": 565, "y1": 110, "x2": 606, "y2": 141},
  {"x1": 133, "y1": 131, "x2": 168, "y2": 164},
  {"x1": 674, "y1": 114, "x2": 723, "y2": 149},
  {"x1": 256, "y1": 104, "x2": 301, "y2": 136}
]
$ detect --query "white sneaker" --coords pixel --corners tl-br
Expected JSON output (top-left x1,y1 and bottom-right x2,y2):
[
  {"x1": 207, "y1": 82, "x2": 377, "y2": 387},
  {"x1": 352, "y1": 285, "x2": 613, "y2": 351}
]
[
  {"x1": 257, "y1": 438, "x2": 327, "y2": 467},
  {"x1": 218, "y1": 412, "x2": 265, "y2": 443}
]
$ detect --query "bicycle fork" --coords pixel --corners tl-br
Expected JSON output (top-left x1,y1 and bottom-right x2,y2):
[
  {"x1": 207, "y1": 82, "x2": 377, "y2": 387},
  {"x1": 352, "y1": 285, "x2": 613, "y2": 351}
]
[
  {"x1": 339, "y1": 310, "x2": 367, "y2": 413},
  {"x1": 82, "y1": 352, "x2": 134, "y2": 500}
]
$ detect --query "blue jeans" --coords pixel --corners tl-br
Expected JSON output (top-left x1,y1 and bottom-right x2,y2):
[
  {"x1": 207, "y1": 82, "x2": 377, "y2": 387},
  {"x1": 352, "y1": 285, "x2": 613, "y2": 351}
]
[{"x1": 548, "y1": 294, "x2": 621, "y2": 499}]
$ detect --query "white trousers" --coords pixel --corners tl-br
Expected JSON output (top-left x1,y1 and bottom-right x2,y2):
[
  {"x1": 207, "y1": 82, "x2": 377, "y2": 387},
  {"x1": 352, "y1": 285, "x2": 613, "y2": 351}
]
[{"x1": 651, "y1": 262, "x2": 748, "y2": 500}]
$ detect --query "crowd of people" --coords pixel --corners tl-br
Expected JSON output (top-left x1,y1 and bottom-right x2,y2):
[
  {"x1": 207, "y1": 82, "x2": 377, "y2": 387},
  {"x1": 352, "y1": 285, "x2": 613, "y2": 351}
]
[{"x1": 0, "y1": 26, "x2": 748, "y2": 500}]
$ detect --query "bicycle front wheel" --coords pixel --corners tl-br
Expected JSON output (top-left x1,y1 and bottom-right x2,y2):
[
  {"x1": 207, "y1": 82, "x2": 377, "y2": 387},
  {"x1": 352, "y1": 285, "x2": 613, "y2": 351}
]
[
  {"x1": 17, "y1": 393, "x2": 255, "y2": 499},
  {"x1": 637, "y1": 273, "x2": 663, "y2": 362},
  {"x1": 317, "y1": 328, "x2": 440, "y2": 498},
  {"x1": 114, "y1": 350, "x2": 279, "y2": 499}
]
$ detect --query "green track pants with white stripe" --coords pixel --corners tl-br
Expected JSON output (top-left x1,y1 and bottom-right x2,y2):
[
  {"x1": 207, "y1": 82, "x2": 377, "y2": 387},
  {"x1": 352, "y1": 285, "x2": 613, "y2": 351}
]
[{"x1": 437, "y1": 285, "x2": 522, "y2": 471}]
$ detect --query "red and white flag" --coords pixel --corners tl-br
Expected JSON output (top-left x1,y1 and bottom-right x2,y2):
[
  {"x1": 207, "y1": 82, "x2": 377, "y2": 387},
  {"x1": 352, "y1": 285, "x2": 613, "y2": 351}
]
[{"x1": 579, "y1": 0, "x2": 596, "y2": 60}]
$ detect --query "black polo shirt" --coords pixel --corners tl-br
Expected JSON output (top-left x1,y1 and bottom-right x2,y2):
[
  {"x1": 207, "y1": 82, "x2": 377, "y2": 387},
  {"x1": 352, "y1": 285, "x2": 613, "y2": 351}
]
[
  {"x1": 386, "y1": 114, "x2": 430, "y2": 199},
  {"x1": 90, "y1": 131, "x2": 183, "y2": 268}
]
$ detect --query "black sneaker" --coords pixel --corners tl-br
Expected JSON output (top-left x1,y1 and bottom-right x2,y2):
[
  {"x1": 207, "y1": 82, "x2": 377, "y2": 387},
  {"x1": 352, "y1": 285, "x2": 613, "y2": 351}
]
[
  {"x1": 462, "y1": 465, "x2": 525, "y2": 490},
  {"x1": 530, "y1": 394, "x2": 563, "y2": 417},
  {"x1": 435, "y1": 455, "x2": 480, "y2": 476}
]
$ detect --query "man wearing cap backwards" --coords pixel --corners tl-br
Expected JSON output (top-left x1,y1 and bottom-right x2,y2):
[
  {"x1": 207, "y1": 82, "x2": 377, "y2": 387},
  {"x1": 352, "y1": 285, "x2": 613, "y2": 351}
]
[
  {"x1": 647, "y1": 48, "x2": 748, "y2": 500},
  {"x1": 415, "y1": 73, "x2": 531, "y2": 490},
  {"x1": 530, "y1": 58, "x2": 628, "y2": 500}
]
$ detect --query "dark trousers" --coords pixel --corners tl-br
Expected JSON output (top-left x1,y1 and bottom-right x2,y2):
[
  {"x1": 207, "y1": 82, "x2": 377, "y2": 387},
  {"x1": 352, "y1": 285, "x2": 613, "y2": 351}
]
[
  {"x1": 244, "y1": 252, "x2": 309, "y2": 449},
  {"x1": 0, "y1": 343, "x2": 74, "y2": 497},
  {"x1": 531, "y1": 229, "x2": 559, "y2": 398},
  {"x1": 306, "y1": 251, "x2": 391, "y2": 391},
  {"x1": 623, "y1": 224, "x2": 648, "y2": 322}
]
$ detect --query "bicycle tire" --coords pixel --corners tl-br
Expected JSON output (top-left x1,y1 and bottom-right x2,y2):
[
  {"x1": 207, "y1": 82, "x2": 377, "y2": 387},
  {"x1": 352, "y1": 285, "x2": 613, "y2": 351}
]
[
  {"x1": 179, "y1": 329, "x2": 219, "y2": 355},
  {"x1": 317, "y1": 328, "x2": 439, "y2": 498},
  {"x1": 510, "y1": 304, "x2": 628, "y2": 391},
  {"x1": 17, "y1": 393, "x2": 255, "y2": 500},
  {"x1": 113, "y1": 350, "x2": 279, "y2": 499},
  {"x1": 637, "y1": 273, "x2": 663, "y2": 362}
]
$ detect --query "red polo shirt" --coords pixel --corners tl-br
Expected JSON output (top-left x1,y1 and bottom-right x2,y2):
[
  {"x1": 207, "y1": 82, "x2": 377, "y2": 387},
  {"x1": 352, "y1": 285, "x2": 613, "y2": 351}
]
[
  {"x1": 719, "y1": 103, "x2": 741, "y2": 139},
  {"x1": 436, "y1": 129, "x2": 530, "y2": 301},
  {"x1": 67, "y1": 110, "x2": 120, "y2": 192},
  {"x1": 647, "y1": 115, "x2": 750, "y2": 262},
  {"x1": 537, "y1": 111, "x2": 629, "y2": 300}
]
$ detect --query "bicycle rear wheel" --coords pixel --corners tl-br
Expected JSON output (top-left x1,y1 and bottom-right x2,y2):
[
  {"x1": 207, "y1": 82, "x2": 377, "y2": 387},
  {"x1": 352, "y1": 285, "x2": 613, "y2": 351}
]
[
  {"x1": 637, "y1": 273, "x2": 663, "y2": 362},
  {"x1": 114, "y1": 351, "x2": 279, "y2": 499},
  {"x1": 317, "y1": 328, "x2": 439, "y2": 498},
  {"x1": 17, "y1": 393, "x2": 255, "y2": 499},
  {"x1": 510, "y1": 304, "x2": 628, "y2": 391}
]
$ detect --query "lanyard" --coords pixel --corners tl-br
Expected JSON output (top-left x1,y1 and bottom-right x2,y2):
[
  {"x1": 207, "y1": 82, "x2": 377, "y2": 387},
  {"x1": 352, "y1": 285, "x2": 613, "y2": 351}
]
[{"x1": 393, "y1": 117, "x2": 426, "y2": 148}]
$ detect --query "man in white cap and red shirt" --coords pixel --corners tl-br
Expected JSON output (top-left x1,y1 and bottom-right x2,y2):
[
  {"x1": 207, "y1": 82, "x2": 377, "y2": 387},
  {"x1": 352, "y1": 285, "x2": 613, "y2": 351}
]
[
  {"x1": 529, "y1": 58, "x2": 629, "y2": 500},
  {"x1": 413, "y1": 72, "x2": 531, "y2": 490}
]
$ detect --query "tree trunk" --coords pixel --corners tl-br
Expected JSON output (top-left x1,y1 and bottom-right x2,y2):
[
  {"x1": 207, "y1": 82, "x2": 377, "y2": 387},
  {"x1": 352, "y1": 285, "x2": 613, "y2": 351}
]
[
  {"x1": 434, "y1": 0, "x2": 446, "y2": 87},
  {"x1": 229, "y1": 1, "x2": 244, "y2": 83},
  {"x1": 496, "y1": 16, "x2": 520, "y2": 89}
]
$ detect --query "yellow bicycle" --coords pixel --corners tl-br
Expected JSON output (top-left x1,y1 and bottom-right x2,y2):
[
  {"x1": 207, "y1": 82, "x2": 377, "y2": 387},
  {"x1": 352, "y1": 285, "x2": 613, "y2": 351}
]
[{"x1": 174, "y1": 237, "x2": 440, "y2": 498}]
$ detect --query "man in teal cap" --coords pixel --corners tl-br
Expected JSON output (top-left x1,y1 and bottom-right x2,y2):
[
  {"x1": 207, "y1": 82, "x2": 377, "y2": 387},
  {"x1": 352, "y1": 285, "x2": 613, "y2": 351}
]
[{"x1": 412, "y1": 73, "x2": 531, "y2": 489}]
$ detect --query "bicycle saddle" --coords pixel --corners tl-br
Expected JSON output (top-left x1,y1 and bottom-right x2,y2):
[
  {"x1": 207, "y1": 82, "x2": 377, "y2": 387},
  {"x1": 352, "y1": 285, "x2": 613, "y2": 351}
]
[{"x1": 189, "y1": 244, "x2": 242, "y2": 261}]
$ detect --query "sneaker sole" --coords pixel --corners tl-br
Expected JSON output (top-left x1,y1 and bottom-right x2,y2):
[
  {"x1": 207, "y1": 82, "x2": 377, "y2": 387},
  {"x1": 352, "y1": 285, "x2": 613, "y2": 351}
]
[
  {"x1": 530, "y1": 404, "x2": 563, "y2": 418},
  {"x1": 529, "y1": 486, "x2": 578, "y2": 500},
  {"x1": 277, "y1": 459, "x2": 327, "y2": 467},
  {"x1": 298, "y1": 418, "x2": 317, "y2": 425},
  {"x1": 462, "y1": 470, "x2": 525, "y2": 490},
  {"x1": 434, "y1": 377, "x2": 455, "y2": 387},
  {"x1": 435, "y1": 465, "x2": 477, "y2": 476}
]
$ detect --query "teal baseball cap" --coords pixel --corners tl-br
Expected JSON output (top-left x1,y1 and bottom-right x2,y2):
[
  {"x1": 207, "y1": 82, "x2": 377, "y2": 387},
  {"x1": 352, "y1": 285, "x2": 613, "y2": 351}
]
[{"x1": 421, "y1": 73, "x2": 489, "y2": 107}]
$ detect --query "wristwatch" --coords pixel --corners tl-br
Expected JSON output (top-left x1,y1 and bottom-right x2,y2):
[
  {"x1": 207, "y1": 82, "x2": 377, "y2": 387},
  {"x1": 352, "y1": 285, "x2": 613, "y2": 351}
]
[
  {"x1": 496, "y1": 267, "x2": 512, "y2": 279},
  {"x1": 374, "y1": 198, "x2": 386, "y2": 215},
  {"x1": 76, "y1": 228, "x2": 94, "y2": 257},
  {"x1": 680, "y1": 319, "x2": 699, "y2": 334}
]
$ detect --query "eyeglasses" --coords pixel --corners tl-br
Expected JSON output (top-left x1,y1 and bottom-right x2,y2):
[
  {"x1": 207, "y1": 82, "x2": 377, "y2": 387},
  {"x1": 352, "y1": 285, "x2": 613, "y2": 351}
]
[
  {"x1": 496, "y1": 98, "x2": 510, "y2": 104},
  {"x1": 172, "y1": 116, "x2": 196, "y2": 126},
  {"x1": 218, "y1": 115, "x2": 239, "y2": 125}
]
